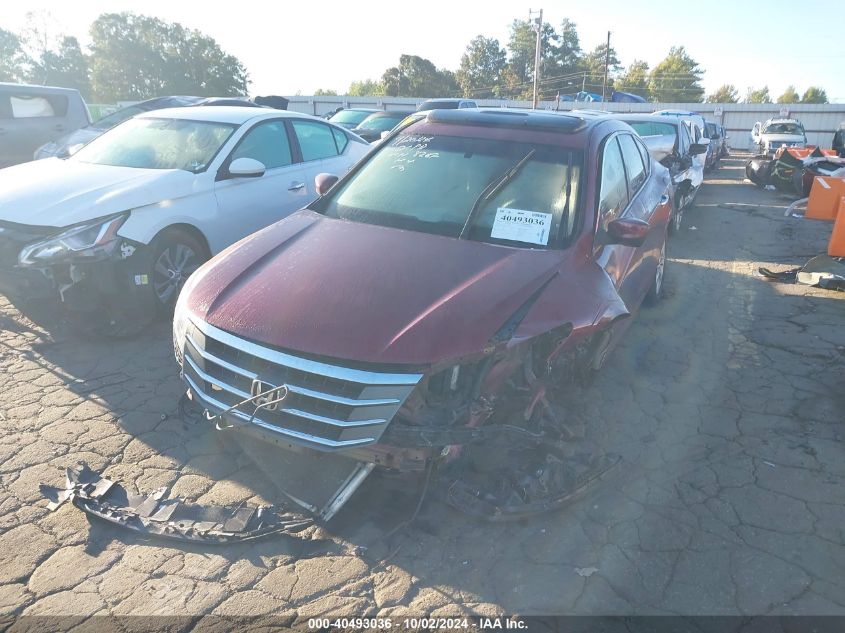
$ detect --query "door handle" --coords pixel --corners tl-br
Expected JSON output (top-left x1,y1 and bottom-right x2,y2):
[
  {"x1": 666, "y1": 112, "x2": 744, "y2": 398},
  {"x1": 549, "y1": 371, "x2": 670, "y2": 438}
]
[{"x1": 288, "y1": 182, "x2": 306, "y2": 191}]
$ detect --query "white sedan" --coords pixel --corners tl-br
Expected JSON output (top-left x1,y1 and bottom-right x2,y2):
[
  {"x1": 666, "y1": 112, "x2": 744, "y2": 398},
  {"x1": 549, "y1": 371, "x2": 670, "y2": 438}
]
[{"x1": 0, "y1": 106, "x2": 369, "y2": 329}]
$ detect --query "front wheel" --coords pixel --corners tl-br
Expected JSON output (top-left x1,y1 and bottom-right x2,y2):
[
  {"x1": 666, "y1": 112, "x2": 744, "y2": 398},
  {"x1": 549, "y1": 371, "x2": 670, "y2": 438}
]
[
  {"x1": 644, "y1": 241, "x2": 666, "y2": 306},
  {"x1": 150, "y1": 230, "x2": 207, "y2": 313}
]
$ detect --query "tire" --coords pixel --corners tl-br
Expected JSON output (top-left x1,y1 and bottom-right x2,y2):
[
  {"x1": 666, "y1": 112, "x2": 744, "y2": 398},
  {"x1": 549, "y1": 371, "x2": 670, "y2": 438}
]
[
  {"x1": 150, "y1": 229, "x2": 208, "y2": 314},
  {"x1": 644, "y1": 240, "x2": 666, "y2": 306}
]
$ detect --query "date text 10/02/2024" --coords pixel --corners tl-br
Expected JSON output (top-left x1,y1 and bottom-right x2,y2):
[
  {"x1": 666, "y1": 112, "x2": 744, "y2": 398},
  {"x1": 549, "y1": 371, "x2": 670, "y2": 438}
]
[{"x1": 306, "y1": 617, "x2": 527, "y2": 629}]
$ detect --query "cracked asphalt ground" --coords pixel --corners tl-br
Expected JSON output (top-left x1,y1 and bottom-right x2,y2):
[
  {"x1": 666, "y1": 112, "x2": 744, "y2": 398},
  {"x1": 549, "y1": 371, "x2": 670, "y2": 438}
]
[{"x1": 0, "y1": 153, "x2": 843, "y2": 621}]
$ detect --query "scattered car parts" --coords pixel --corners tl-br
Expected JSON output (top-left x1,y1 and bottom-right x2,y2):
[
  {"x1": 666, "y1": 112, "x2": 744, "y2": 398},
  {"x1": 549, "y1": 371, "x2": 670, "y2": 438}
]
[{"x1": 41, "y1": 462, "x2": 313, "y2": 543}]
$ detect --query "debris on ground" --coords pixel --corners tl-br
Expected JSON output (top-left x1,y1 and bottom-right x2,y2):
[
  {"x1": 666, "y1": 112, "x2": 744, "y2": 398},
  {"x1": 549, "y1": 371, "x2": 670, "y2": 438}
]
[
  {"x1": 759, "y1": 254, "x2": 845, "y2": 290},
  {"x1": 41, "y1": 462, "x2": 313, "y2": 543}
]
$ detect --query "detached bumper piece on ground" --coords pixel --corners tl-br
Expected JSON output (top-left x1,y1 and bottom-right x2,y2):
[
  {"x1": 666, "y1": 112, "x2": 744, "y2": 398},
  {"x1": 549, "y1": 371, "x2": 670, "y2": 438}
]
[{"x1": 41, "y1": 463, "x2": 313, "y2": 543}]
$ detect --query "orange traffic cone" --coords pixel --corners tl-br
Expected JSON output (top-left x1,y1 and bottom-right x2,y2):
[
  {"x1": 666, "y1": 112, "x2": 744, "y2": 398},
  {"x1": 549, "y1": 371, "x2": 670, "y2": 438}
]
[
  {"x1": 806, "y1": 177, "x2": 845, "y2": 221},
  {"x1": 828, "y1": 196, "x2": 845, "y2": 257}
]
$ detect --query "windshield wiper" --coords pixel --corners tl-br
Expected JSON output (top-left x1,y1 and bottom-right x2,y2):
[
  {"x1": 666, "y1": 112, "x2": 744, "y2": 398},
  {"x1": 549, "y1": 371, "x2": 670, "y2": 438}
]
[{"x1": 458, "y1": 149, "x2": 536, "y2": 239}]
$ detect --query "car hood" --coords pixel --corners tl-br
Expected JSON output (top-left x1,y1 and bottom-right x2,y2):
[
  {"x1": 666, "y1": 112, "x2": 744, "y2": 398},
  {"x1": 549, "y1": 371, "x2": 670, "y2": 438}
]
[
  {"x1": 763, "y1": 134, "x2": 804, "y2": 143},
  {"x1": 187, "y1": 210, "x2": 566, "y2": 366},
  {"x1": 0, "y1": 159, "x2": 201, "y2": 228}
]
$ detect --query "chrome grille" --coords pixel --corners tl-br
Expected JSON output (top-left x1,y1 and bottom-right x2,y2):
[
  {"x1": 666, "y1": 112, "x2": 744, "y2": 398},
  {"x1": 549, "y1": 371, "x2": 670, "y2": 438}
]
[{"x1": 181, "y1": 318, "x2": 422, "y2": 451}]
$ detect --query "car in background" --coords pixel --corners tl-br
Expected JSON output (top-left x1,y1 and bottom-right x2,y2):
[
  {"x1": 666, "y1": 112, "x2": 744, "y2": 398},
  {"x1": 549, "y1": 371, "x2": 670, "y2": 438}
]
[
  {"x1": 607, "y1": 113, "x2": 708, "y2": 232},
  {"x1": 653, "y1": 110, "x2": 710, "y2": 175},
  {"x1": 0, "y1": 82, "x2": 90, "y2": 168},
  {"x1": 416, "y1": 98, "x2": 477, "y2": 111},
  {"x1": 703, "y1": 121, "x2": 721, "y2": 169},
  {"x1": 0, "y1": 107, "x2": 369, "y2": 333},
  {"x1": 326, "y1": 108, "x2": 380, "y2": 130},
  {"x1": 33, "y1": 95, "x2": 268, "y2": 160},
  {"x1": 350, "y1": 110, "x2": 415, "y2": 142},
  {"x1": 172, "y1": 108, "x2": 672, "y2": 521},
  {"x1": 751, "y1": 118, "x2": 807, "y2": 157}
]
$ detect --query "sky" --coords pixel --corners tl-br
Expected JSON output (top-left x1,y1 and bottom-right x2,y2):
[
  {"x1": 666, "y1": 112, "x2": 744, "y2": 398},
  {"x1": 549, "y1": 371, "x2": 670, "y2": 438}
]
[{"x1": 3, "y1": 0, "x2": 844, "y2": 102}]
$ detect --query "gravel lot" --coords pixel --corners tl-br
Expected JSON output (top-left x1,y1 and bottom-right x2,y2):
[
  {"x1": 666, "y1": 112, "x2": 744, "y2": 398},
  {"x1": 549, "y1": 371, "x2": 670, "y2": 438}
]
[{"x1": 0, "y1": 153, "x2": 843, "y2": 622}]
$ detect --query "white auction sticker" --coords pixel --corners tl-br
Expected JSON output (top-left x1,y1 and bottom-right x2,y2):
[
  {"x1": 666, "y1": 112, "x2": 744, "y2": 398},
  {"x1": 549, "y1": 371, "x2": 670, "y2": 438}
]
[{"x1": 491, "y1": 207, "x2": 552, "y2": 245}]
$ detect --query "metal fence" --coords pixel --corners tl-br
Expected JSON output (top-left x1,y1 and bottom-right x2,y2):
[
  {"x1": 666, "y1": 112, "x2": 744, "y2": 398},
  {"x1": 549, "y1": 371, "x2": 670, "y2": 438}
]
[{"x1": 284, "y1": 96, "x2": 845, "y2": 151}]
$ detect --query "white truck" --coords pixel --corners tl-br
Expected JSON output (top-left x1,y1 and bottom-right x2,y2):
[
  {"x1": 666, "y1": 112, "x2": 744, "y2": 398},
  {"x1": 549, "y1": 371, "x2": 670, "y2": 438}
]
[{"x1": 751, "y1": 118, "x2": 807, "y2": 156}]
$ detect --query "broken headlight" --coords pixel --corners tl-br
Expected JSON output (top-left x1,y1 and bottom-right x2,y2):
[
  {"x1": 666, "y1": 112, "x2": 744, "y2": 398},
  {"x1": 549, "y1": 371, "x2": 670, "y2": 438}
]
[{"x1": 18, "y1": 213, "x2": 128, "y2": 266}]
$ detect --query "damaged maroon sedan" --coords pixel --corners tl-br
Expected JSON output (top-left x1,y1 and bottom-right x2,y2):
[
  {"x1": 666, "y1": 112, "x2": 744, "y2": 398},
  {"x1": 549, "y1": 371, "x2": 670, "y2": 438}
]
[{"x1": 173, "y1": 109, "x2": 672, "y2": 521}]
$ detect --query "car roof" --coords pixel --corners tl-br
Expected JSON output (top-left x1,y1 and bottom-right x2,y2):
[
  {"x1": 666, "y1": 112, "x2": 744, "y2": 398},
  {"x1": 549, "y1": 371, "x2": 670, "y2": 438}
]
[
  {"x1": 0, "y1": 81, "x2": 83, "y2": 96},
  {"x1": 136, "y1": 106, "x2": 312, "y2": 125},
  {"x1": 587, "y1": 112, "x2": 681, "y2": 126}
]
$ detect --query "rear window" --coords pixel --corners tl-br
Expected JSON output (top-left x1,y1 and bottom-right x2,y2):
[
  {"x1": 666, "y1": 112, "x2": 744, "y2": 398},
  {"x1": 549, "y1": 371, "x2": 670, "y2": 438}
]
[
  {"x1": 626, "y1": 121, "x2": 677, "y2": 137},
  {"x1": 315, "y1": 129, "x2": 583, "y2": 249}
]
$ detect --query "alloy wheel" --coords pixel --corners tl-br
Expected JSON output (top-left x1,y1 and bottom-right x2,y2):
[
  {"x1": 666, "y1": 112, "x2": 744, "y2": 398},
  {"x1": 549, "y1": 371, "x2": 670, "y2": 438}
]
[{"x1": 153, "y1": 243, "x2": 200, "y2": 305}]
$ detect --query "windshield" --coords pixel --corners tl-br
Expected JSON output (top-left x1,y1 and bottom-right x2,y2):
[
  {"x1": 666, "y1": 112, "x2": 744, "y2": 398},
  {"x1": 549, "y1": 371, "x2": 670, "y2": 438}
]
[
  {"x1": 72, "y1": 117, "x2": 237, "y2": 172},
  {"x1": 90, "y1": 105, "x2": 146, "y2": 130},
  {"x1": 763, "y1": 121, "x2": 804, "y2": 135},
  {"x1": 355, "y1": 113, "x2": 407, "y2": 132},
  {"x1": 626, "y1": 121, "x2": 677, "y2": 137},
  {"x1": 328, "y1": 110, "x2": 375, "y2": 125},
  {"x1": 315, "y1": 130, "x2": 583, "y2": 248}
]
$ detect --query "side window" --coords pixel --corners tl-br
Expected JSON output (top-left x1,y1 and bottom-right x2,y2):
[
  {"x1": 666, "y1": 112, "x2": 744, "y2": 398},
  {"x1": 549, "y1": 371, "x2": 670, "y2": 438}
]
[
  {"x1": 230, "y1": 121, "x2": 292, "y2": 169},
  {"x1": 292, "y1": 120, "x2": 339, "y2": 162},
  {"x1": 598, "y1": 137, "x2": 628, "y2": 230},
  {"x1": 332, "y1": 127, "x2": 349, "y2": 154},
  {"x1": 618, "y1": 134, "x2": 647, "y2": 195},
  {"x1": 9, "y1": 94, "x2": 66, "y2": 118},
  {"x1": 634, "y1": 136, "x2": 650, "y2": 173}
]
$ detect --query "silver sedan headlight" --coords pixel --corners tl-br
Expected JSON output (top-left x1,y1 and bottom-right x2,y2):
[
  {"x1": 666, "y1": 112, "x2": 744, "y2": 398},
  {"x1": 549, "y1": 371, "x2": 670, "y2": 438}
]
[{"x1": 18, "y1": 213, "x2": 128, "y2": 266}]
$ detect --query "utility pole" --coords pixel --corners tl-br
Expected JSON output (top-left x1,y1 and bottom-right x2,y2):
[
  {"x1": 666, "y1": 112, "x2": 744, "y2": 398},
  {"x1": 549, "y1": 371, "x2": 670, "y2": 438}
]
[
  {"x1": 529, "y1": 8, "x2": 543, "y2": 109},
  {"x1": 601, "y1": 30, "x2": 611, "y2": 102}
]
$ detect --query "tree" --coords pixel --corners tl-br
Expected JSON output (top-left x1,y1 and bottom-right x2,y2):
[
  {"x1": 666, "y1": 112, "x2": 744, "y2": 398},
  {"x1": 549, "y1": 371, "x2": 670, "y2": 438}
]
[
  {"x1": 776, "y1": 85, "x2": 800, "y2": 104},
  {"x1": 648, "y1": 46, "x2": 704, "y2": 102},
  {"x1": 347, "y1": 79, "x2": 384, "y2": 97},
  {"x1": 578, "y1": 42, "x2": 622, "y2": 97},
  {"x1": 707, "y1": 84, "x2": 739, "y2": 103},
  {"x1": 745, "y1": 86, "x2": 771, "y2": 103},
  {"x1": 313, "y1": 88, "x2": 337, "y2": 96},
  {"x1": 0, "y1": 28, "x2": 28, "y2": 81},
  {"x1": 381, "y1": 54, "x2": 458, "y2": 97},
  {"x1": 615, "y1": 60, "x2": 650, "y2": 100},
  {"x1": 504, "y1": 18, "x2": 558, "y2": 98},
  {"x1": 802, "y1": 86, "x2": 828, "y2": 104},
  {"x1": 88, "y1": 12, "x2": 248, "y2": 101},
  {"x1": 456, "y1": 35, "x2": 506, "y2": 98},
  {"x1": 29, "y1": 36, "x2": 90, "y2": 97}
]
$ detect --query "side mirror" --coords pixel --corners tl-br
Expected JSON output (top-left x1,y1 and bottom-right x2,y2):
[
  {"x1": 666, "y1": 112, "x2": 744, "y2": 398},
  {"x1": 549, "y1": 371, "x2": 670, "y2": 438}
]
[
  {"x1": 690, "y1": 143, "x2": 709, "y2": 155},
  {"x1": 228, "y1": 157, "x2": 266, "y2": 178},
  {"x1": 606, "y1": 217, "x2": 650, "y2": 247},
  {"x1": 315, "y1": 172, "x2": 339, "y2": 196}
]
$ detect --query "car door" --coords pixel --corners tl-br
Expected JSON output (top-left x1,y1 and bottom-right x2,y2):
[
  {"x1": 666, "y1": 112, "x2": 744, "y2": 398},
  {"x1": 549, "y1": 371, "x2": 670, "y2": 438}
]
[
  {"x1": 290, "y1": 119, "x2": 357, "y2": 188},
  {"x1": 213, "y1": 119, "x2": 312, "y2": 247},
  {"x1": 594, "y1": 134, "x2": 639, "y2": 308}
]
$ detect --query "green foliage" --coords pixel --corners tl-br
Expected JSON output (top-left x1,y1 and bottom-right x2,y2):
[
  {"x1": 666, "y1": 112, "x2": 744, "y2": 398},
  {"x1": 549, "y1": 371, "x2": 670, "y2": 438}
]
[
  {"x1": 456, "y1": 35, "x2": 506, "y2": 98},
  {"x1": 381, "y1": 54, "x2": 459, "y2": 98},
  {"x1": 745, "y1": 86, "x2": 771, "y2": 103},
  {"x1": 648, "y1": 46, "x2": 704, "y2": 102},
  {"x1": 581, "y1": 42, "x2": 621, "y2": 96},
  {"x1": 706, "y1": 84, "x2": 738, "y2": 103},
  {"x1": 313, "y1": 88, "x2": 337, "y2": 96},
  {"x1": 503, "y1": 19, "x2": 558, "y2": 98},
  {"x1": 0, "y1": 28, "x2": 28, "y2": 82},
  {"x1": 347, "y1": 79, "x2": 384, "y2": 97},
  {"x1": 28, "y1": 36, "x2": 91, "y2": 97},
  {"x1": 615, "y1": 60, "x2": 651, "y2": 101},
  {"x1": 801, "y1": 86, "x2": 828, "y2": 104},
  {"x1": 88, "y1": 12, "x2": 248, "y2": 101},
  {"x1": 776, "y1": 85, "x2": 800, "y2": 104}
]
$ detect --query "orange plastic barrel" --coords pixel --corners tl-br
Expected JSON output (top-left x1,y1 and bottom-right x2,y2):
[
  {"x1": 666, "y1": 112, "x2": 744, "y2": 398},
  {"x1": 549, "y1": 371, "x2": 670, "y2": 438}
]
[
  {"x1": 806, "y1": 177, "x2": 845, "y2": 221},
  {"x1": 828, "y1": 196, "x2": 845, "y2": 257}
]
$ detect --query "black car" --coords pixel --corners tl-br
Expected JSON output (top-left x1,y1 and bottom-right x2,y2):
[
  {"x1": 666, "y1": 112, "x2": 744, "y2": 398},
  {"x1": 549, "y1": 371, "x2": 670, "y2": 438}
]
[
  {"x1": 834, "y1": 123, "x2": 845, "y2": 158},
  {"x1": 350, "y1": 110, "x2": 415, "y2": 142}
]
